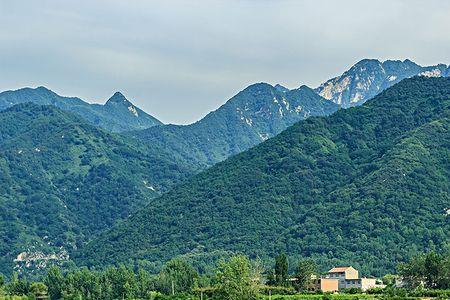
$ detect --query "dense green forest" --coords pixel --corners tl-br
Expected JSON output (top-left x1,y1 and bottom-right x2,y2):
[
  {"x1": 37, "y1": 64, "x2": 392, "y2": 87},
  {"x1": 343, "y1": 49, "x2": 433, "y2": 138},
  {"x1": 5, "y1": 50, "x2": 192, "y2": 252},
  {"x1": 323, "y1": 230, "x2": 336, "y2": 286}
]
[
  {"x1": 132, "y1": 84, "x2": 338, "y2": 167},
  {"x1": 0, "y1": 104, "x2": 197, "y2": 276},
  {"x1": 0, "y1": 87, "x2": 162, "y2": 132},
  {"x1": 77, "y1": 77, "x2": 450, "y2": 276},
  {"x1": 0, "y1": 83, "x2": 338, "y2": 277}
]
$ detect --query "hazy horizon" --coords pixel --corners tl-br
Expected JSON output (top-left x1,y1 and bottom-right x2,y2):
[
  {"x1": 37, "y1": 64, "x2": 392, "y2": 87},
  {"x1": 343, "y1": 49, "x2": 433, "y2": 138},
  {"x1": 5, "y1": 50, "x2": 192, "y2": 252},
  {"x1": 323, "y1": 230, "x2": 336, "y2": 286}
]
[{"x1": 1, "y1": 0, "x2": 449, "y2": 124}]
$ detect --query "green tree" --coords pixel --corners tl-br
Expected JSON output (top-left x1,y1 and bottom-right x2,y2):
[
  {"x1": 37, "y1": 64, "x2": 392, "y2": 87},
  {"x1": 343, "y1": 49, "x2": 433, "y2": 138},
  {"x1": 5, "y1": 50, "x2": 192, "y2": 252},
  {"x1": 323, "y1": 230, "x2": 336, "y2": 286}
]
[
  {"x1": 397, "y1": 252, "x2": 450, "y2": 289},
  {"x1": 7, "y1": 273, "x2": 28, "y2": 296},
  {"x1": 381, "y1": 274, "x2": 396, "y2": 287},
  {"x1": 0, "y1": 273, "x2": 4, "y2": 297},
  {"x1": 44, "y1": 265, "x2": 65, "y2": 300},
  {"x1": 214, "y1": 255, "x2": 259, "y2": 300},
  {"x1": 424, "y1": 252, "x2": 441, "y2": 288},
  {"x1": 157, "y1": 258, "x2": 198, "y2": 295},
  {"x1": 294, "y1": 259, "x2": 316, "y2": 290},
  {"x1": 29, "y1": 282, "x2": 48, "y2": 299},
  {"x1": 274, "y1": 252, "x2": 289, "y2": 286},
  {"x1": 136, "y1": 268, "x2": 154, "y2": 299}
]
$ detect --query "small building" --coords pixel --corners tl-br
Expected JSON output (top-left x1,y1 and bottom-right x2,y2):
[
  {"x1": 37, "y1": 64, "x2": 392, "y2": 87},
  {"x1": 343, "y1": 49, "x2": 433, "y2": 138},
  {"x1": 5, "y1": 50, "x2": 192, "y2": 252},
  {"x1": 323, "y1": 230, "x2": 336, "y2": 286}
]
[
  {"x1": 306, "y1": 277, "x2": 339, "y2": 293},
  {"x1": 301, "y1": 266, "x2": 383, "y2": 293},
  {"x1": 327, "y1": 266, "x2": 359, "y2": 290}
]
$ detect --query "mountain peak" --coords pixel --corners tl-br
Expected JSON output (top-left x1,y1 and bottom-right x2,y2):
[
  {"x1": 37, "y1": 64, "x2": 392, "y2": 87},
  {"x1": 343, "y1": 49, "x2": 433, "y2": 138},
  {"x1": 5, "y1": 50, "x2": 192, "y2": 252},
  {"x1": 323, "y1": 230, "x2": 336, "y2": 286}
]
[
  {"x1": 102, "y1": 92, "x2": 163, "y2": 126},
  {"x1": 402, "y1": 58, "x2": 417, "y2": 66},
  {"x1": 297, "y1": 84, "x2": 313, "y2": 91},
  {"x1": 244, "y1": 82, "x2": 273, "y2": 91},
  {"x1": 356, "y1": 58, "x2": 381, "y2": 64},
  {"x1": 350, "y1": 58, "x2": 382, "y2": 70},
  {"x1": 274, "y1": 84, "x2": 289, "y2": 93},
  {"x1": 35, "y1": 86, "x2": 52, "y2": 92},
  {"x1": 106, "y1": 91, "x2": 130, "y2": 105}
]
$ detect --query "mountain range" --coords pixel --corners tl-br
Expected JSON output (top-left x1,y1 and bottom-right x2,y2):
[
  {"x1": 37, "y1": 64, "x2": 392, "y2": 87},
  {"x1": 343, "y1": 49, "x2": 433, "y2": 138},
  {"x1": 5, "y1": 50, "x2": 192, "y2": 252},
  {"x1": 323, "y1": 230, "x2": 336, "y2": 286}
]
[
  {"x1": 1, "y1": 59, "x2": 448, "y2": 170},
  {"x1": 133, "y1": 84, "x2": 338, "y2": 167},
  {"x1": 76, "y1": 77, "x2": 450, "y2": 276},
  {"x1": 0, "y1": 87, "x2": 162, "y2": 132},
  {"x1": 0, "y1": 58, "x2": 449, "y2": 277}
]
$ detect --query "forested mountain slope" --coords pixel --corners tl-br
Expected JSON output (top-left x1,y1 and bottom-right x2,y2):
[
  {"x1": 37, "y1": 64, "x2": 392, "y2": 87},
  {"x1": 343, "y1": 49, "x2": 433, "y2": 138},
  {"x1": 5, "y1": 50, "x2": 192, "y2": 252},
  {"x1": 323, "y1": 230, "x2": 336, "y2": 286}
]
[
  {"x1": 133, "y1": 84, "x2": 338, "y2": 167},
  {"x1": 315, "y1": 59, "x2": 449, "y2": 107},
  {"x1": 77, "y1": 77, "x2": 450, "y2": 275},
  {"x1": 0, "y1": 104, "x2": 194, "y2": 276},
  {"x1": 0, "y1": 87, "x2": 162, "y2": 132}
]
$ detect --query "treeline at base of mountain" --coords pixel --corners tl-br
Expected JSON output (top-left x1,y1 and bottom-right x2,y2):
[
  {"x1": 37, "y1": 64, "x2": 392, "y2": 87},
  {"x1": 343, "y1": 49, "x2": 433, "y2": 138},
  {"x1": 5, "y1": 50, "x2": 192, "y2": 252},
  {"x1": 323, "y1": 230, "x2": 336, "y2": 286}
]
[{"x1": 1, "y1": 250, "x2": 450, "y2": 300}]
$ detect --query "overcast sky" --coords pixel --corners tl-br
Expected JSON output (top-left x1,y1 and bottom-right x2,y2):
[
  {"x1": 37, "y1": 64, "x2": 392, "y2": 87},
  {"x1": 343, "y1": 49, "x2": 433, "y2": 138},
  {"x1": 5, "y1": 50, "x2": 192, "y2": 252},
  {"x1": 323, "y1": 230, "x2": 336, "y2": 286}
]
[{"x1": 1, "y1": 0, "x2": 449, "y2": 124}]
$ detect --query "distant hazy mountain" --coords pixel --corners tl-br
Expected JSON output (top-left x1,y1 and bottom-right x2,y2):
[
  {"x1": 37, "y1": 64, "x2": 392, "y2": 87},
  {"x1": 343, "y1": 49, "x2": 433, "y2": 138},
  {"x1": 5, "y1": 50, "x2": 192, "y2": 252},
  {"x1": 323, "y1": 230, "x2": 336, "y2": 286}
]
[
  {"x1": 315, "y1": 59, "x2": 449, "y2": 107},
  {"x1": 0, "y1": 103, "x2": 194, "y2": 275},
  {"x1": 77, "y1": 77, "x2": 450, "y2": 275},
  {"x1": 133, "y1": 83, "x2": 338, "y2": 167},
  {"x1": 0, "y1": 87, "x2": 162, "y2": 132}
]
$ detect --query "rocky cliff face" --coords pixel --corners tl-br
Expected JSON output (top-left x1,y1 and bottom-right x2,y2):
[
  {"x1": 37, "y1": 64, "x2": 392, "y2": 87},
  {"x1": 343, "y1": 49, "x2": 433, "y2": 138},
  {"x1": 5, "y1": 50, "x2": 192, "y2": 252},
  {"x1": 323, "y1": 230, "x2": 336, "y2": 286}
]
[{"x1": 315, "y1": 59, "x2": 449, "y2": 107}]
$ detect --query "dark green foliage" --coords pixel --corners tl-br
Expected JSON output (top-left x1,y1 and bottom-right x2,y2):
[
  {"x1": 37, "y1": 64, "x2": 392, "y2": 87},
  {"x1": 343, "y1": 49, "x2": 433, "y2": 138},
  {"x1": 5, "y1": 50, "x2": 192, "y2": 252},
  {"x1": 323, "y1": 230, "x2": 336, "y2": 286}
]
[
  {"x1": 5, "y1": 261, "x2": 198, "y2": 299},
  {"x1": 42, "y1": 265, "x2": 156, "y2": 300},
  {"x1": 132, "y1": 84, "x2": 338, "y2": 168},
  {"x1": 44, "y1": 266, "x2": 64, "y2": 300},
  {"x1": 274, "y1": 253, "x2": 289, "y2": 286},
  {"x1": 6, "y1": 273, "x2": 29, "y2": 296},
  {"x1": 28, "y1": 282, "x2": 48, "y2": 299},
  {"x1": 157, "y1": 259, "x2": 198, "y2": 295},
  {"x1": 0, "y1": 104, "x2": 196, "y2": 275},
  {"x1": 0, "y1": 87, "x2": 162, "y2": 132},
  {"x1": 381, "y1": 287, "x2": 450, "y2": 299},
  {"x1": 341, "y1": 287, "x2": 362, "y2": 294},
  {"x1": 398, "y1": 251, "x2": 450, "y2": 289},
  {"x1": 294, "y1": 260, "x2": 316, "y2": 290},
  {"x1": 214, "y1": 255, "x2": 259, "y2": 300},
  {"x1": 77, "y1": 77, "x2": 450, "y2": 275}
]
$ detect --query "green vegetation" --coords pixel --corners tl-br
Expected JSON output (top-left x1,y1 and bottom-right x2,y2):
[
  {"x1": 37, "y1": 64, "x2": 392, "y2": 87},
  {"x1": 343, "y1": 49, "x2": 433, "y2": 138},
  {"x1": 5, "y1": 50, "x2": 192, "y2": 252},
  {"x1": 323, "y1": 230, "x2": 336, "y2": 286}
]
[
  {"x1": 398, "y1": 251, "x2": 450, "y2": 289},
  {"x1": 0, "y1": 83, "x2": 339, "y2": 277},
  {"x1": 294, "y1": 260, "x2": 317, "y2": 290},
  {"x1": 214, "y1": 255, "x2": 259, "y2": 300},
  {"x1": 274, "y1": 253, "x2": 289, "y2": 286},
  {"x1": 77, "y1": 77, "x2": 450, "y2": 275},
  {"x1": 2, "y1": 252, "x2": 450, "y2": 299},
  {"x1": 0, "y1": 255, "x2": 260, "y2": 300},
  {"x1": 156, "y1": 258, "x2": 198, "y2": 295},
  {"x1": 0, "y1": 104, "x2": 196, "y2": 276},
  {"x1": 133, "y1": 84, "x2": 338, "y2": 168}
]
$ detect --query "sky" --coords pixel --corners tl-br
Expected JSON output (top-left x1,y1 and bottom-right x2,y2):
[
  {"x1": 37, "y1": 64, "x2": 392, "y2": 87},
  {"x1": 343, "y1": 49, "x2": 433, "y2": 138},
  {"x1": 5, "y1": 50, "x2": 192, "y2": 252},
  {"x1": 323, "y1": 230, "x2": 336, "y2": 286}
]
[{"x1": 0, "y1": 0, "x2": 449, "y2": 124}]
